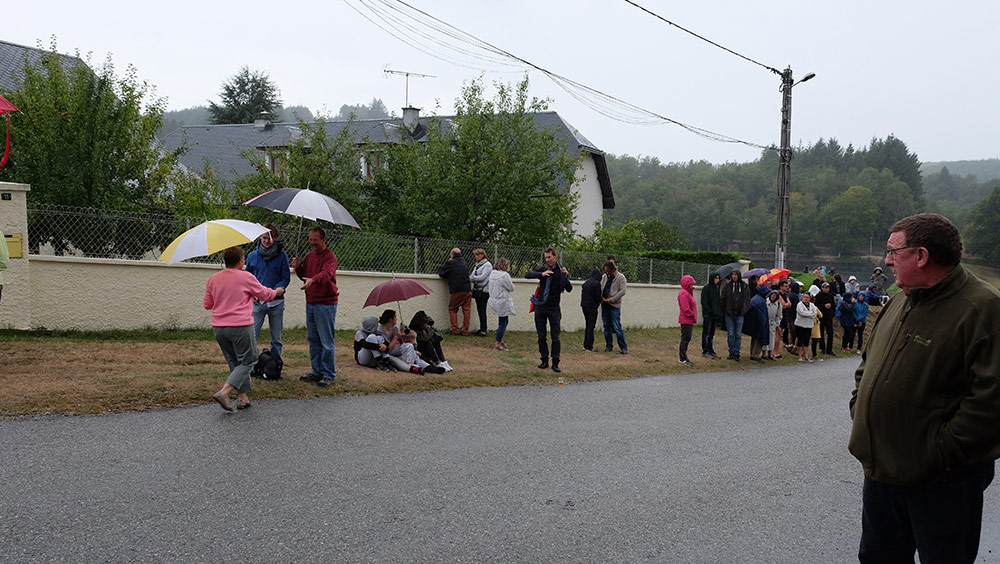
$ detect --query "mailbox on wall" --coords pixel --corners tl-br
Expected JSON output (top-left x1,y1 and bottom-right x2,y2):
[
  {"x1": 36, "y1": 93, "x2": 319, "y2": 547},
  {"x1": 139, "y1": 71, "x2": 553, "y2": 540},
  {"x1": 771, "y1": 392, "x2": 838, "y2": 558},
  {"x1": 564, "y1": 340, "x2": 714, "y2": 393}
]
[{"x1": 4, "y1": 233, "x2": 22, "y2": 258}]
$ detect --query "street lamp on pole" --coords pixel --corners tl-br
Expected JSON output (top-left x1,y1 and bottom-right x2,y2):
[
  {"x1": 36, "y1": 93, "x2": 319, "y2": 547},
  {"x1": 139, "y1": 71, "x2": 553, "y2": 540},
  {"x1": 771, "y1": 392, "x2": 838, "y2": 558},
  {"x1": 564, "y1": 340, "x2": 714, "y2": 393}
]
[{"x1": 774, "y1": 67, "x2": 815, "y2": 270}]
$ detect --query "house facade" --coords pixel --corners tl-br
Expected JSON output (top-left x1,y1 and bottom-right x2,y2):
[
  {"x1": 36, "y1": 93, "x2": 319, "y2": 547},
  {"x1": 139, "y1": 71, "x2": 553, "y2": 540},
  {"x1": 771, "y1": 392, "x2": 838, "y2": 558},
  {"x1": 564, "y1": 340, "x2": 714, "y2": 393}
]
[{"x1": 159, "y1": 110, "x2": 614, "y2": 237}]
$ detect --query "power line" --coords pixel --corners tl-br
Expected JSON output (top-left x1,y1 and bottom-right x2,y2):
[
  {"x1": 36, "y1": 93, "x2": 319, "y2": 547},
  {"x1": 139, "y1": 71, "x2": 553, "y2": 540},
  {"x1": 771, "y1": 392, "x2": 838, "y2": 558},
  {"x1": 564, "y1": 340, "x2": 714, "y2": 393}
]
[
  {"x1": 622, "y1": 0, "x2": 781, "y2": 76},
  {"x1": 347, "y1": 0, "x2": 771, "y2": 150}
]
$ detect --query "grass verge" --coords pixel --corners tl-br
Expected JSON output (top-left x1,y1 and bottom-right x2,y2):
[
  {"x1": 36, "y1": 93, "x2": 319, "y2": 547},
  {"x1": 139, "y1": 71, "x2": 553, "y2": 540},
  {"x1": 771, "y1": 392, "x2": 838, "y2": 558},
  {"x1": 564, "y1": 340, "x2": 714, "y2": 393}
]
[{"x1": 1, "y1": 325, "x2": 858, "y2": 417}]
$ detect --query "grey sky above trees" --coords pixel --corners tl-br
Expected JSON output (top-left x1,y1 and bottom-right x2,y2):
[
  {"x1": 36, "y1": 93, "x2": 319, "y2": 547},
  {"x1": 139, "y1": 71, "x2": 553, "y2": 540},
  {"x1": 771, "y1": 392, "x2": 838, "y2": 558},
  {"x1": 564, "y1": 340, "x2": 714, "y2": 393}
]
[{"x1": 5, "y1": 1, "x2": 997, "y2": 165}]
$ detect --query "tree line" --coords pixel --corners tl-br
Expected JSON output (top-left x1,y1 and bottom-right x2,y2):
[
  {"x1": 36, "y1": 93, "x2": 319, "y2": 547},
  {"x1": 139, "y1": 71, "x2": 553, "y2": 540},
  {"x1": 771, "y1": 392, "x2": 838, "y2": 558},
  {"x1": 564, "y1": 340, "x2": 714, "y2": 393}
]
[{"x1": 606, "y1": 136, "x2": 1000, "y2": 263}]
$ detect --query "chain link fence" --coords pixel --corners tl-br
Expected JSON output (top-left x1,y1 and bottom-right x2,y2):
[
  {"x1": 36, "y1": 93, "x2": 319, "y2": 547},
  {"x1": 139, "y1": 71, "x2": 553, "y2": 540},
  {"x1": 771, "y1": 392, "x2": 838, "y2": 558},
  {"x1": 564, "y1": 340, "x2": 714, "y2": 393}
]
[{"x1": 27, "y1": 205, "x2": 724, "y2": 284}]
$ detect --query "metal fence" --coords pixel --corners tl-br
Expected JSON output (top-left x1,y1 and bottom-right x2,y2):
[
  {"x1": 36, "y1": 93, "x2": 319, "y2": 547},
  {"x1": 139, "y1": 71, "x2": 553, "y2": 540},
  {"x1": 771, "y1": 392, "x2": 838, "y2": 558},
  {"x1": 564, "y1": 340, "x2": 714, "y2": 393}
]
[{"x1": 26, "y1": 204, "x2": 724, "y2": 284}]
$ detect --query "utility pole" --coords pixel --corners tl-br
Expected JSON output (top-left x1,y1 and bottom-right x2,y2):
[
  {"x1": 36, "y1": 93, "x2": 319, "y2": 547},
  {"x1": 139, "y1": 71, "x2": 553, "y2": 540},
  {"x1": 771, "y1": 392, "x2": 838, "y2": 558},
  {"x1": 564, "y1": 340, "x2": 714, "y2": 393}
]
[{"x1": 774, "y1": 67, "x2": 814, "y2": 270}]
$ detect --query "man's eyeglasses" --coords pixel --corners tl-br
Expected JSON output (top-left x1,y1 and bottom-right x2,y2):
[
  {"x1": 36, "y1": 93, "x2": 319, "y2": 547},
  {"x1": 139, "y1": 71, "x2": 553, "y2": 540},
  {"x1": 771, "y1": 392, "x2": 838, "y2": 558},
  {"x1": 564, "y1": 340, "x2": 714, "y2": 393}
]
[{"x1": 885, "y1": 245, "x2": 915, "y2": 257}]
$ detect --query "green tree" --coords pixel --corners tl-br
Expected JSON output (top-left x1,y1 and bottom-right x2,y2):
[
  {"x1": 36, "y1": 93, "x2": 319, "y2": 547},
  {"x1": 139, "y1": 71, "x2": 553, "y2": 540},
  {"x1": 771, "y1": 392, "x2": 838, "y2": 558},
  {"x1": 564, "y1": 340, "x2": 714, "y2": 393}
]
[
  {"x1": 567, "y1": 218, "x2": 687, "y2": 254},
  {"x1": 819, "y1": 185, "x2": 879, "y2": 254},
  {"x1": 233, "y1": 116, "x2": 370, "y2": 228},
  {"x1": 966, "y1": 186, "x2": 1000, "y2": 267},
  {"x1": 335, "y1": 98, "x2": 390, "y2": 120},
  {"x1": 370, "y1": 75, "x2": 580, "y2": 245},
  {"x1": 0, "y1": 40, "x2": 174, "y2": 211},
  {"x1": 207, "y1": 67, "x2": 282, "y2": 124}
]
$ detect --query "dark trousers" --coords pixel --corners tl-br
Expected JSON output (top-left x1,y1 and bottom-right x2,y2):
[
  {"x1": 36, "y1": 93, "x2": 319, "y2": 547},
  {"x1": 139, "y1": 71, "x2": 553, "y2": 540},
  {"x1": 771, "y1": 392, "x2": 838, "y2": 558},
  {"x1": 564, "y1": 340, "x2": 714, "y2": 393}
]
[
  {"x1": 473, "y1": 290, "x2": 489, "y2": 333},
  {"x1": 859, "y1": 462, "x2": 994, "y2": 564},
  {"x1": 856, "y1": 321, "x2": 867, "y2": 350},
  {"x1": 701, "y1": 316, "x2": 718, "y2": 354},
  {"x1": 534, "y1": 306, "x2": 561, "y2": 363},
  {"x1": 679, "y1": 324, "x2": 693, "y2": 361},
  {"x1": 819, "y1": 314, "x2": 834, "y2": 353},
  {"x1": 841, "y1": 324, "x2": 856, "y2": 350},
  {"x1": 582, "y1": 307, "x2": 599, "y2": 350}
]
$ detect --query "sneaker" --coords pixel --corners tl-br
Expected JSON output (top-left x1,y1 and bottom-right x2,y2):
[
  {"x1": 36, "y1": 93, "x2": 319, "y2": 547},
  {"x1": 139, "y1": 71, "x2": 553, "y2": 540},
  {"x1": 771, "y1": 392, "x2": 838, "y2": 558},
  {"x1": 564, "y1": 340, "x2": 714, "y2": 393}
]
[
  {"x1": 604, "y1": 347, "x2": 614, "y2": 352},
  {"x1": 702, "y1": 352, "x2": 711, "y2": 358},
  {"x1": 856, "y1": 350, "x2": 862, "y2": 355},
  {"x1": 299, "y1": 372, "x2": 322, "y2": 382},
  {"x1": 841, "y1": 347, "x2": 849, "y2": 353},
  {"x1": 799, "y1": 357, "x2": 808, "y2": 362},
  {"x1": 425, "y1": 364, "x2": 446, "y2": 374},
  {"x1": 438, "y1": 361, "x2": 454, "y2": 372},
  {"x1": 807, "y1": 358, "x2": 815, "y2": 363},
  {"x1": 709, "y1": 352, "x2": 720, "y2": 359},
  {"x1": 679, "y1": 359, "x2": 694, "y2": 367},
  {"x1": 317, "y1": 377, "x2": 335, "y2": 387},
  {"x1": 620, "y1": 350, "x2": 629, "y2": 355},
  {"x1": 750, "y1": 357, "x2": 763, "y2": 363}
]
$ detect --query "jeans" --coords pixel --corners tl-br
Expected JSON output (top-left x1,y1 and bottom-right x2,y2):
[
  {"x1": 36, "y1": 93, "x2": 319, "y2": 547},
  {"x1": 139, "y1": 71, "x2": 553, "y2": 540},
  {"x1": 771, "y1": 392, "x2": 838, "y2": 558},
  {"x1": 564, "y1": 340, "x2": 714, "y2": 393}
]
[
  {"x1": 473, "y1": 289, "x2": 489, "y2": 333},
  {"x1": 679, "y1": 324, "x2": 692, "y2": 361},
  {"x1": 602, "y1": 305, "x2": 628, "y2": 351},
  {"x1": 859, "y1": 462, "x2": 994, "y2": 564},
  {"x1": 213, "y1": 324, "x2": 258, "y2": 395},
  {"x1": 582, "y1": 307, "x2": 599, "y2": 350},
  {"x1": 252, "y1": 299, "x2": 284, "y2": 360},
  {"x1": 701, "y1": 316, "x2": 718, "y2": 354},
  {"x1": 724, "y1": 314, "x2": 744, "y2": 356},
  {"x1": 534, "y1": 306, "x2": 561, "y2": 363},
  {"x1": 496, "y1": 316, "x2": 509, "y2": 343},
  {"x1": 306, "y1": 303, "x2": 337, "y2": 380},
  {"x1": 819, "y1": 313, "x2": 834, "y2": 353},
  {"x1": 448, "y1": 292, "x2": 472, "y2": 335}
]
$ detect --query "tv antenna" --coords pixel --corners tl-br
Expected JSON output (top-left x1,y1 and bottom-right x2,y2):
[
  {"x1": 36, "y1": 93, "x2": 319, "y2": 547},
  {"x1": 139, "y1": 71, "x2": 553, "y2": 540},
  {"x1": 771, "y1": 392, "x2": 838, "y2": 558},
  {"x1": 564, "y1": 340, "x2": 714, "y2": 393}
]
[{"x1": 383, "y1": 66, "x2": 436, "y2": 107}]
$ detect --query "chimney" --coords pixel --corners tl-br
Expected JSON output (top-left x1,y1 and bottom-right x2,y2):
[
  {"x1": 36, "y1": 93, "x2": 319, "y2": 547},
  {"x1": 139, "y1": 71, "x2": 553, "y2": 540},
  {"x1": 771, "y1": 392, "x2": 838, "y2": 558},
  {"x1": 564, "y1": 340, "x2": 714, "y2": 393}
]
[
  {"x1": 402, "y1": 106, "x2": 420, "y2": 131},
  {"x1": 254, "y1": 112, "x2": 272, "y2": 130}
]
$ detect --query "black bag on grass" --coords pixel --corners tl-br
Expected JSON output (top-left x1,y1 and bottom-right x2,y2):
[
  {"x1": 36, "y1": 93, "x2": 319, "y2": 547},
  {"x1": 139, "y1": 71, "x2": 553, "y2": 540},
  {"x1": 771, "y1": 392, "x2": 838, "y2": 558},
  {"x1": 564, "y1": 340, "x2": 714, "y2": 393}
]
[{"x1": 252, "y1": 348, "x2": 283, "y2": 380}]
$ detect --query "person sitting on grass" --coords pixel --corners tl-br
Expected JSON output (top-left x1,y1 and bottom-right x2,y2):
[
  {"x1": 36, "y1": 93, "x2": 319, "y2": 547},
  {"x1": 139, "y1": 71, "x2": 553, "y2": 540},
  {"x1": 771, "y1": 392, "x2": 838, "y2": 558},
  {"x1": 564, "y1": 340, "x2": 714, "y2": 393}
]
[
  {"x1": 204, "y1": 246, "x2": 284, "y2": 412},
  {"x1": 359, "y1": 310, "x2": 445, "y2": 374},
  {"x1": 409, "y1": 310, "x2": 452, "y2": 371}
]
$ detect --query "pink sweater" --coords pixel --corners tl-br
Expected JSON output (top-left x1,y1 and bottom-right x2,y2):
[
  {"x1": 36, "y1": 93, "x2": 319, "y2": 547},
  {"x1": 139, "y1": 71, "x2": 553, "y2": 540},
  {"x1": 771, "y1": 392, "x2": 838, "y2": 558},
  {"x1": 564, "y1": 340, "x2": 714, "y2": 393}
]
[{"x1": 203, "y1": 268, "x2": 277, "y2": 327}]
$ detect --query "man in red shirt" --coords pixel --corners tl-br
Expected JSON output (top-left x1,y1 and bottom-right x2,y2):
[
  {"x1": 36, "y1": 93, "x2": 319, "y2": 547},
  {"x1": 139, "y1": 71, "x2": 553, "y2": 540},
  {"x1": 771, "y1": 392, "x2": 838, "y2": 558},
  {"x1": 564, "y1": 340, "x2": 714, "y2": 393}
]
[{"x1": 291, "y1": 227, "x2": 339, "y2": 387}]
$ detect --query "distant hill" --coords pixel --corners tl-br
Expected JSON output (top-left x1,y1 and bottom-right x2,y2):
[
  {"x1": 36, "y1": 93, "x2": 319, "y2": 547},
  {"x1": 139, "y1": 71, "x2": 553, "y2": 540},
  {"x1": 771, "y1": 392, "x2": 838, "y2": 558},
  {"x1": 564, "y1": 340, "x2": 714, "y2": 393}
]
[{"x1": 921, "y1": 159, "x2": 1000, "y2": 183}]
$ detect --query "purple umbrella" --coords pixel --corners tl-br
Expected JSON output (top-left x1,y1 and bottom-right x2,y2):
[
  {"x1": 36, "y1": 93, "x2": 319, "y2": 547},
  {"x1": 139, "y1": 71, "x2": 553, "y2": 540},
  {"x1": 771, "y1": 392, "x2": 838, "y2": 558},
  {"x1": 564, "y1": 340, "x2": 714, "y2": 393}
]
[{"x1": 743, "y1": 268, "x2": 770, "y2": 278}]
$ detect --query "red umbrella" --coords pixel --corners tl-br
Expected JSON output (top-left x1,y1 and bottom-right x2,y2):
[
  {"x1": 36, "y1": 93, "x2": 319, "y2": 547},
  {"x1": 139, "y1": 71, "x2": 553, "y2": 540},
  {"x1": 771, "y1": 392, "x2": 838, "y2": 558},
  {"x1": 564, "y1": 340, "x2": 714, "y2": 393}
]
[
  {"x1": 0, "y1": 95, "x2": 20, "y2": 167},
  {"x1": 364, "y1": 278, "x2": 433, "y2": 320}
]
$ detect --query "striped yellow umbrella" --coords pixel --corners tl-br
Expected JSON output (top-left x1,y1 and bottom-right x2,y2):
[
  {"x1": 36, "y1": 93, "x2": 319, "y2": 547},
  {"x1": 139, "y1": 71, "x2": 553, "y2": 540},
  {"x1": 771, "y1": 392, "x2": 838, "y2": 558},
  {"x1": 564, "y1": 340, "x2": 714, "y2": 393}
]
[{"x1": 158, "y1": 220, "x2": 269, "y2": 264}]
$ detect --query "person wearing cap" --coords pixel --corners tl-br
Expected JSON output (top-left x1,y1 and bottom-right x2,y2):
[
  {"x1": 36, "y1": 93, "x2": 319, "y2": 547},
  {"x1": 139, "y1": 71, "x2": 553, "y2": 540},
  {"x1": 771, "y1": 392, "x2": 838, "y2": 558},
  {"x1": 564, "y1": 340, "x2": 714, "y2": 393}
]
[
  {"x1": 814, "y1": 282, "x2": 836, "y2": 355},
  {"x1": 870, "y1": 266, "x2": 889, "y2": 296},
  {"x1": 845, "y1": 275, "x2": 861, "y2": 296}
]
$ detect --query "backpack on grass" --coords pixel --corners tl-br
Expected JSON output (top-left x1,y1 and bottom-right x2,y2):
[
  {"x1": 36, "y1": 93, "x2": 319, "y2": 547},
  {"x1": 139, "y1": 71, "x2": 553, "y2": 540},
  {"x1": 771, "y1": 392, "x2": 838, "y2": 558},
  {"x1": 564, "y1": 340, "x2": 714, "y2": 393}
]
[{"x1": 252, "y1": 348, "x2": 283, "y2": 380}]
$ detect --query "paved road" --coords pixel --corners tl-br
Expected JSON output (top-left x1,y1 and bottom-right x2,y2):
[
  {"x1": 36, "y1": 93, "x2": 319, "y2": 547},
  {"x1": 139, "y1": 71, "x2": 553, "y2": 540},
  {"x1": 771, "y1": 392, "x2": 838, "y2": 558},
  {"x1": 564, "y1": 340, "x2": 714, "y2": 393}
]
[{"x1": 2, "y1": 359, "x2": 998, "y2": 563}]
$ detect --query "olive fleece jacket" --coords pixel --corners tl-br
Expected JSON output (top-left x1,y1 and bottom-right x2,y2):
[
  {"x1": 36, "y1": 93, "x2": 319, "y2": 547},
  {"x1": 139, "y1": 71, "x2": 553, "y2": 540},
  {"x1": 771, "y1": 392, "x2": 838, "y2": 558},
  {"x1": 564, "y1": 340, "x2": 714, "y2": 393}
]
[{"x1": 848, "y1": 264, "x2": 1000, "y2": 486}]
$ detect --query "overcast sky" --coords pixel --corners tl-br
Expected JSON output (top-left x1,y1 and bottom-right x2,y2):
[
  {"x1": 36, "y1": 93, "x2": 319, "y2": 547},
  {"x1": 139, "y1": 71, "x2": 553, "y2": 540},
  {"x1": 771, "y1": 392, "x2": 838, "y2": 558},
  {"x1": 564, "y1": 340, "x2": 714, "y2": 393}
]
[{"x1": 9, "y1": 1, "x2": 998, "y2": 165}]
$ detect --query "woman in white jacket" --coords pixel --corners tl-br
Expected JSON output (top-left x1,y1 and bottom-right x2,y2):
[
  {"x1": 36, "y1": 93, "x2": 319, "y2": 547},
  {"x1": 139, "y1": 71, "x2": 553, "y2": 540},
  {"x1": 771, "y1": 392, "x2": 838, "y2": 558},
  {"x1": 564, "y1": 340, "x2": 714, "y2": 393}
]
[
  {"x1": 470, "y1": 248, "x2": 493, "y2": 337},
  {"x1": 794, "y1": 291, "x2": 818, "y2": 362},
  {"x1": 487, "y1": 258, "x2": 515, "y2": 351}
]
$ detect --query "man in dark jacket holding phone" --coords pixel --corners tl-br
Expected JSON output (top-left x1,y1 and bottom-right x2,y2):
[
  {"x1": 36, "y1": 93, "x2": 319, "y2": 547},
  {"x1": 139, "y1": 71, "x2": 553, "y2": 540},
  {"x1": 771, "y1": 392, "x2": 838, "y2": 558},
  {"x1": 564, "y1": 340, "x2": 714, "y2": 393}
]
[{"x1": 526, "y1": 247, "x2": 572, "y2": 372}]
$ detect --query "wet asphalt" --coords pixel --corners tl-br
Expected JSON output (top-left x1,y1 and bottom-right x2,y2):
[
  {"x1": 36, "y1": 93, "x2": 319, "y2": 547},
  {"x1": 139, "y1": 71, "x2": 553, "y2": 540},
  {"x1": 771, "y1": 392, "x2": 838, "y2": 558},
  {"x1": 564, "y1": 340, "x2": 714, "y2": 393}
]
[{"x1": 2, "y1": 357, "x2": 998, "y2": 563}]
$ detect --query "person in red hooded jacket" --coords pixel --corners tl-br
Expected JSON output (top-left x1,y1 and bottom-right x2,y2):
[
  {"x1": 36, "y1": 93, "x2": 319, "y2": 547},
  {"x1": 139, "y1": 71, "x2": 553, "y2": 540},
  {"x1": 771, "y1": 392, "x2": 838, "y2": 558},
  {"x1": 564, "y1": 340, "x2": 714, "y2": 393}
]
[{"x1": 677, "y1": 275, "x2": 698, "y2": 366}]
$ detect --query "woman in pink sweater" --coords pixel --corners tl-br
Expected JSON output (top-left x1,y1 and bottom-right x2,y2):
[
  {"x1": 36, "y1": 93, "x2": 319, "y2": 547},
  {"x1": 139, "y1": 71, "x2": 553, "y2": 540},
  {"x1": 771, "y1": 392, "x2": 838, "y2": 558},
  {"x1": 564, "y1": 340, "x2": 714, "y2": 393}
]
[
  {"x1": 203, "y1": 247, "x2": 283, "y2": 411},
  {"x1": 677, "y1": 275, "x2": 698, "y2": 366}
]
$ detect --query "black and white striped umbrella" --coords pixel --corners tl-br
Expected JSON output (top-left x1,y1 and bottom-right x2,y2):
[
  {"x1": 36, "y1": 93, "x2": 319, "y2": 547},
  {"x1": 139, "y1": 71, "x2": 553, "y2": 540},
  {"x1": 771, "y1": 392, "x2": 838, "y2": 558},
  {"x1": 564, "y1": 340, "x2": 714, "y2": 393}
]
[{"x1": 244, "y1": 188, "x2": 360, "y2": 229}]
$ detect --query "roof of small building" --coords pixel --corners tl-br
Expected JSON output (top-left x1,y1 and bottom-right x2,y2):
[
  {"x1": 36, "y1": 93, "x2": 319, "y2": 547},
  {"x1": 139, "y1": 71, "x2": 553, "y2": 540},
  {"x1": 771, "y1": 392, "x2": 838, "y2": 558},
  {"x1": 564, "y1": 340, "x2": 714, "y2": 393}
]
[
  {"x1": 159, "y1": 111, "x2": 614, "y2": 209},
  {"x1": 0, "y1": 39, "x2": 88, "y2": 94}
]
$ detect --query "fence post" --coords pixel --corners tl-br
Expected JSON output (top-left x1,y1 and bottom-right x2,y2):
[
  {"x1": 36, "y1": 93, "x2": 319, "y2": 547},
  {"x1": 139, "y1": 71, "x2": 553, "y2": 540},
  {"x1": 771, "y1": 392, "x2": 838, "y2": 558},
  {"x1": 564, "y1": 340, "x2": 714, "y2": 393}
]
[
  {"x1": 681, "y1": 261, "x2": 685, "y2": 278},
  {"x1": 494, "y1": 244, "x2": 498, "y2": 263},
  {"x1": 413, "y1": 238, "x2": 418, "y2": 274},
  {"x1": 649, "y1": 259, "x2": 653, "y2": 284}
]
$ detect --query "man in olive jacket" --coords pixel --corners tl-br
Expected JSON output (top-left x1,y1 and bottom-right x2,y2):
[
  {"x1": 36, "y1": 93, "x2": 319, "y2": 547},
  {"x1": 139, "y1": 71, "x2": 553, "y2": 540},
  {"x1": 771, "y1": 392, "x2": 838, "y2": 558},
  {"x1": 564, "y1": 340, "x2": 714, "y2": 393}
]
[{"x1": 849, "y1": 213, "x2": 1000, "y2": 563}]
